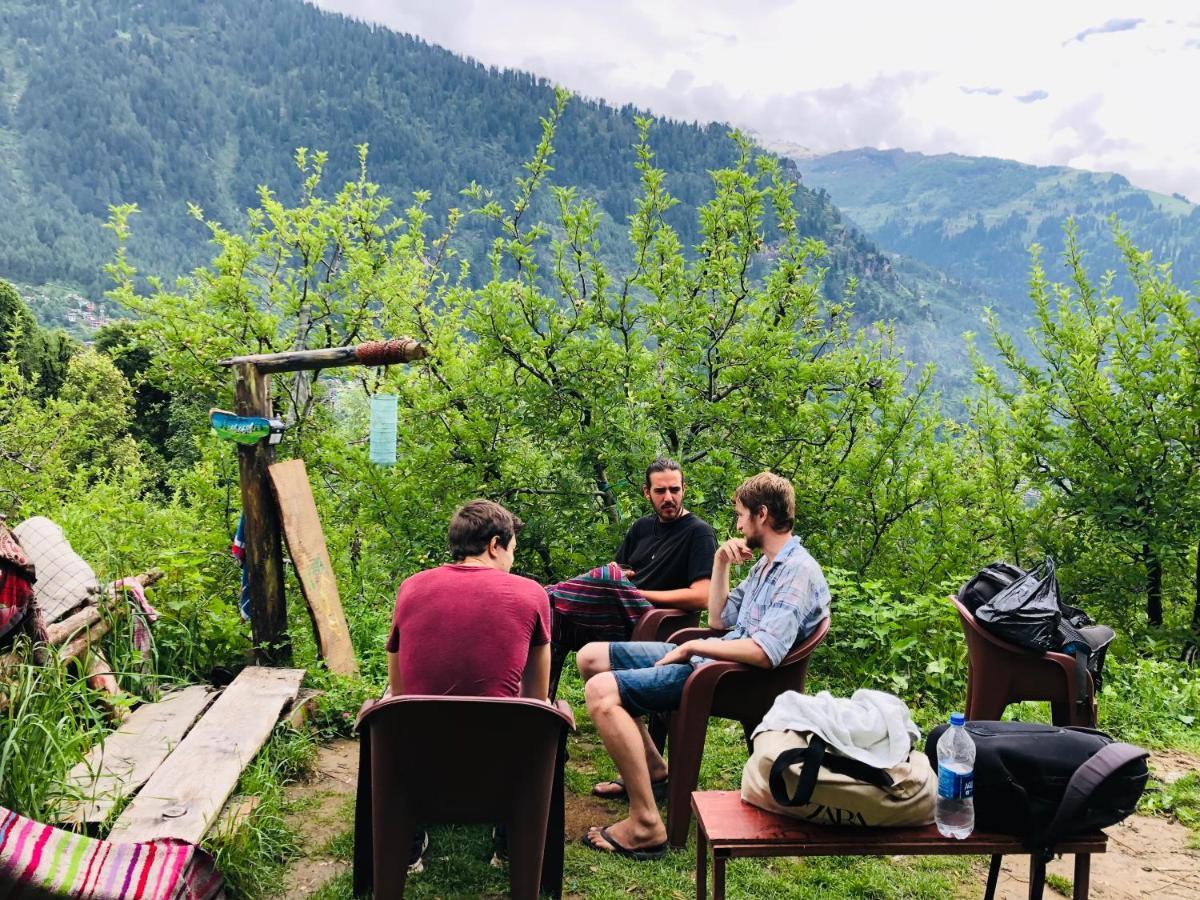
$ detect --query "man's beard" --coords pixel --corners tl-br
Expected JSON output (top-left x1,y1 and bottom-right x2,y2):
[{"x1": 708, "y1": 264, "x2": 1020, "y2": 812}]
[{"x1": 745, "y1": 530, "x2": 763, "y2": 550}]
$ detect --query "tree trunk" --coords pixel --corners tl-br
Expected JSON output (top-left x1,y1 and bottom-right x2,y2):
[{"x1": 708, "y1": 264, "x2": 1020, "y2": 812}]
[
  {"x1": 1145, "y1": 543, "x2": 1164, "y2": 627},
  {"x1": 593, "y1": 461, "x2": 620, "y2": 528},
  {"x1": 1192, "y1": 535, "x2": 1200, "y2": 638}
]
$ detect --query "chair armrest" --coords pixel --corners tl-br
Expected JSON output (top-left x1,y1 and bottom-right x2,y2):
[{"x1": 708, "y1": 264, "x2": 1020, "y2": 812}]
[
  {"x1": 631, "y1": 607, "x2": 695, "y2": 642},
  {"x1": 1044, "y1": 650, "x2": 1095, "y2": 689},
  {"x1": 676, "y1": 658, "x2": 749, "y2": 723},
  {"x1": 667, "y1": 626, "x2": 726, "y2": 644}
]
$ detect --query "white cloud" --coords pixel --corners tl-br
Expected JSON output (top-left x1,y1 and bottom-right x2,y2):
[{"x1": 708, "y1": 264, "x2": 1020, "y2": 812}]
[{"x1": 310, "y1": 1, "x2": 1200, "y2": 201}]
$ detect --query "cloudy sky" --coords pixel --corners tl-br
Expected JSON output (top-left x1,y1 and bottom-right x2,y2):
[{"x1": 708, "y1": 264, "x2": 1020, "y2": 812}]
[{"x1": 311, "y1": 1, "x2": 1198, "y2": 201}]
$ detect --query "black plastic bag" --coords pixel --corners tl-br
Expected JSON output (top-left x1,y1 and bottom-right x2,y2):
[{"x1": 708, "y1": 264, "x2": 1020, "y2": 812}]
[{"x1": 974, "y1": 556, "x2": 1061, "y2": 652}]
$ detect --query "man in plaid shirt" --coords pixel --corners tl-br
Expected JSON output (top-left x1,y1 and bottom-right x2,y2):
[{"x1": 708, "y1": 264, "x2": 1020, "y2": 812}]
[{"x1": 577, "y1": 471, "x2": 831, "y2": 858}]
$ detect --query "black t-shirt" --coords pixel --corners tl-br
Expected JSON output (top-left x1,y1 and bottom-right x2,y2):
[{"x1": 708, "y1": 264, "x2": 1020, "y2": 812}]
[{"x1": 614, "y1": 513, "x2": 718, "y2": 592}]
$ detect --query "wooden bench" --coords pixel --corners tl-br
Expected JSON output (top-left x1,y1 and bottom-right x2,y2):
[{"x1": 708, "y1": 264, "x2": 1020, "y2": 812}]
[{"x1": 692, "y1": 791, "x2": 1107, "y2": 900}]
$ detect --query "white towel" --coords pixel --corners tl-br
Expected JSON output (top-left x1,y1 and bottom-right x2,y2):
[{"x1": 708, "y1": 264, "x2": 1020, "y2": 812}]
[{"x1": 751, "y1": 689, "x2": 920, "y2": 769}]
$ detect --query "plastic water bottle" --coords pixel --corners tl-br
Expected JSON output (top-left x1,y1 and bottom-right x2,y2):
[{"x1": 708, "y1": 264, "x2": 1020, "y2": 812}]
[{"x1": 935, "y1": 712, "x2": 975, "y2": 839}]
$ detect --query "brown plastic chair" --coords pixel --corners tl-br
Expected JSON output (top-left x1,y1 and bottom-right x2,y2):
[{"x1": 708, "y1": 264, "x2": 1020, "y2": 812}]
[
  {"x1": 951, "y1": 596, "x2": 1096, "y2": 728},
  {"x1": 630, "y1": 607, "x2": 702, "y2": 642},
  {"x1": 353, "y1": 695, "x2": 575, "y2": 899},
  {"x1": 659, "y1": 616, "x2": 830, "y2": 848}
]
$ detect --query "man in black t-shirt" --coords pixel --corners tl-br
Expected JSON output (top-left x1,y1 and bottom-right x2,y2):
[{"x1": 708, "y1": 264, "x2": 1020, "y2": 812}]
[
  {"x1": 547, "y1": 458, "x2": 717, "y2": 694},
  {"x1": 614, "y1": 467, "x2": 717, "y2": 605}
]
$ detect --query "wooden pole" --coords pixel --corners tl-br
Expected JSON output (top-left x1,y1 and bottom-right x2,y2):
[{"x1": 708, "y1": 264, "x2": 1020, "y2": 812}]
[
  {"x1": 218, "y1": 338, "x2": 424, "y2": 667},
  {"x1": 219, "y1": 338, "x2": 425, "y2": 374},
  {"x1": 234, "y1": 362, "x2": 291, "y2": 664}
]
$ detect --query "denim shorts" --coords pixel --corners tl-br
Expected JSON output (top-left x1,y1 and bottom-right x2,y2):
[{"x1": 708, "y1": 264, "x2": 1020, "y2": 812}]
[{"x1": 609, "y1": 641, "x2": 693, "y2": 717}]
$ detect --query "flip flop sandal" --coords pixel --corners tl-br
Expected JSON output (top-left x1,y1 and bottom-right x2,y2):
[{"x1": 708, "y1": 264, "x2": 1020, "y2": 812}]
[
  {"x1": 581, "y1": 825, "x2": 669, "y2": 861},
  {"x1": 591, "y1": 776, "x2": 669, "y2": 801}
]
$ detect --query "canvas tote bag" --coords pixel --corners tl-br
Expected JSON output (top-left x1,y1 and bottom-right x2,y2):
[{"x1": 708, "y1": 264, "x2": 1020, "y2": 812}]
[{"x1": 741, "y1": 729, "x2": 936, "y2": 826}]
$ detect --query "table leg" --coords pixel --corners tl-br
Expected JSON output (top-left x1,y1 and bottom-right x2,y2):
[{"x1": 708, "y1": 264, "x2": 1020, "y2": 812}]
[
  {"x1": 984, "y1": 854, "x2": 1002, "y2": 900},
  {"x1": 696, "y1": 826, "x2": 706, "y2": 900},
  {"x1": 713, "y1": 849, "x2": 726, "y2": 900},
  {"x1": 1073, "y1": 854, "x2": 1090, "y2": 900},
  {"x1": 1028, "y1": 854, "x2": 1046, "y2": 900}
]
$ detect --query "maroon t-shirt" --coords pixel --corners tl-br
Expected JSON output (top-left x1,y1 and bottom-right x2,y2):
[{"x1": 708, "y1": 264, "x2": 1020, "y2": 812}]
[{"x1": 385, "y1": 563, "x2": 550, "y2": 698}]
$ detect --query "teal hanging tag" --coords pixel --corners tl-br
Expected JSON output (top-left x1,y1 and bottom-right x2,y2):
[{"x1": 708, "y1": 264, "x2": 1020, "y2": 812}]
[{"x1": 369, "y1": 394, "x2": 398, "y2": 465}]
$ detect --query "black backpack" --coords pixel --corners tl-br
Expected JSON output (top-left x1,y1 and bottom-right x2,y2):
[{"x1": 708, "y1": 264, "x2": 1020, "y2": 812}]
[
  {"x1": 925, "y1": 721, "x2": 1148, "y2": 856},
  {"x1": 963, "y1": 558, "x2": 1115, "y2": 714},
  {"x1": 957, "y1": 561, "x2": 1025, "y2": 614}
]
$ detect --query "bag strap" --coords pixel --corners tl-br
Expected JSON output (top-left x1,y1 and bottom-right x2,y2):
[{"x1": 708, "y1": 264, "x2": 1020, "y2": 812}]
[
  {"x1": 768, "y1": 735, "x2": 895, "y2": 807},
  {"x1": 1074, "y1": 648, "x2": 1090, "y2": 713},
  {"x1": 1039, "y1": 742, "x2": 1148, "y2": 849}
]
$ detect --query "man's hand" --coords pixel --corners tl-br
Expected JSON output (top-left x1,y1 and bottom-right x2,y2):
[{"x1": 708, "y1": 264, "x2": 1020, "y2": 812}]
[
  {"x1": 620, "y1": 566, "x2": 636, "y2": 579},
  {"x1": 654, "y1": 641, "x2": 696, "y2": 666},
  {"x1": 715, "y1": 538, "x2": 754, "y2": 567}
]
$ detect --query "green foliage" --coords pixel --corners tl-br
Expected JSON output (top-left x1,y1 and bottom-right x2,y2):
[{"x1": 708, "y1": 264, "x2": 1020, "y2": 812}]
[
  {"x1": 204, "y1": 725, "x2": 315, "y2": 899},
  {"x1": 1141, "y1": 773, "x2": 1200, "y2": 842},
  {"x1": 0, "y1": 278, "x2": 77, "y2": 396},
  {"x1": 1098, "y1": 655, "x2": 1200, "y2": 751},
  {"x1": 3, "y1": 81, "x2": 1200, "y2": 899},
  {"x1": 0, "y1": 651, "x2": 115, "y2": 819},
  {"x1": 816, "y1": 571, "x2": 968, "y2": 726},
  {"x1": 974, "y1": 222, "x2": 1200, "y2": 630}
]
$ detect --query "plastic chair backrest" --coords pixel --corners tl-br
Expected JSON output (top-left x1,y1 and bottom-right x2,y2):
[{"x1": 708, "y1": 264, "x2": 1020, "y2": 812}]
[
  {"x1": 951, "y1": 595, "x2": 1044, "y2": 658},
  {"x1": 357, "y1": 695, "x2": 573, "y2": 823},
  {"x1": 783, "y1": 614, "x2": 830, "y2": 663}
]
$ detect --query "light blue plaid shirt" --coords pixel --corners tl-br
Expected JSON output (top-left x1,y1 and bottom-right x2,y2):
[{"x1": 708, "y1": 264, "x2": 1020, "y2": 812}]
[{"x1": 706, "y1": 536, "x2": 830, "y2": 667}]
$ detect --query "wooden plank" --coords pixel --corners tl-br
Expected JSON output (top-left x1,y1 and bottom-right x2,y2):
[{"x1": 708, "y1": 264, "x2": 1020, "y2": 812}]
[
  {"x1": 57, "y1": 685, "x2": 216, "y2": 825},
  {"x1": 106, "y1": 666, "x2": 304, "y2": 844},
  {"x1": 269, "y1": 459, "x2": 358, "y2": 675}
]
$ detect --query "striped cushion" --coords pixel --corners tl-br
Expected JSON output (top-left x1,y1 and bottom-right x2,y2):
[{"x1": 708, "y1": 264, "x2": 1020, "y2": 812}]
[{"x1": 0, "y1": 807, "x2": 224, "y2": 899}]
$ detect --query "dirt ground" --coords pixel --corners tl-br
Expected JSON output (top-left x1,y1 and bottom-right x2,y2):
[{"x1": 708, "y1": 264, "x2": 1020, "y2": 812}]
[
  {"x1": 281, "y1": 742, "x2": 1200, "y2": 899},
  {"x1": 282, "y1": 739, "x2": 358, "y2": 899}
]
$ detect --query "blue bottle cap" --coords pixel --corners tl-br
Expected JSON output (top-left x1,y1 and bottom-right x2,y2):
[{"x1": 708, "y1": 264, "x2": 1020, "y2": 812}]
[{"x1": 950, "y1": 712, "x2": 966, "y2": 726}]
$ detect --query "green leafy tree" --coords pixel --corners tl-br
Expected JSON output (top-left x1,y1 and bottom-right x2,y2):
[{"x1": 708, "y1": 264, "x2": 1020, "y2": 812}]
[
  {"x1": 110, "y1": 94, "x2": 954, "y2": 592},
  {"x1": 0, "y1": 279, "x2": 77, "y2": 397},
  {"x1": 976, "y1": 223, "x2": 1200, "y2": 633}
]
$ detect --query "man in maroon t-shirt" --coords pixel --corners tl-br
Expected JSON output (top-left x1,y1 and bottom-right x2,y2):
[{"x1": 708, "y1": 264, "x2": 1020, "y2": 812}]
[
  {"x1": 386, "y1": 499, "x2": 550, "y2": 700},
  {"x1": 385, "y1": 499, "x2": 551, "y2": 872}
]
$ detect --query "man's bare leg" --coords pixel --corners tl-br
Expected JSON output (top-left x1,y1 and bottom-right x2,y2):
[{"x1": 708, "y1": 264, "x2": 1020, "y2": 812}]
[
  {"x1": 578, "y1": 644, "x2": 668, "y2": 793},
  {"x1": 583, "y1": 672, "x2": 667, "y2": 850}
]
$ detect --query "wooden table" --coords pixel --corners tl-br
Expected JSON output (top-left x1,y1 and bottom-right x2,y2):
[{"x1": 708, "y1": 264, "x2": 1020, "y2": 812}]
[{"x1": 692, "y1": 791, "x2": 1107, "y2": 900}]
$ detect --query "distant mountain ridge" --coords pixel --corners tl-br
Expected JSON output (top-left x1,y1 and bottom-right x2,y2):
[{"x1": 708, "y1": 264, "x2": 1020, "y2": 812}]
[
  {"x1": 798, "y1": 148, "x2": 1200, "y2": 313},
  {"x1": 0, "y1": 0, "x2": 935, "y2": 333}
]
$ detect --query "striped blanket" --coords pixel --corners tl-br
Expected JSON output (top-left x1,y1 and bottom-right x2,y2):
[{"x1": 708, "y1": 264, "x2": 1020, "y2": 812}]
[
  {"x1": 548, "y1": 561, "x2": 653, "y2": 652},
  {"x1": 0, "y1": 808, "x2": 224, "y2": 899}
]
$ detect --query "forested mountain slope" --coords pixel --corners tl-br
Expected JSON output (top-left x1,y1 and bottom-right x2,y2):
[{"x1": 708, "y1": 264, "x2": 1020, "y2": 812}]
[
  {"x1": 800, "y1": 148, "x2": 1200, "y2": 313},
  {"x1": 0, "y1": 0, "x2": 931, "y2": 329}
]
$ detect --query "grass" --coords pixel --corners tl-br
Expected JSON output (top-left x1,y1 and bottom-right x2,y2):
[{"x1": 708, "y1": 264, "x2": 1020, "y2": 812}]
[
  {"x1": 1140, "y1": 773, "x2": 1200, "y2": 848},
  {"x1": 0, "y1": 647, "x2": 119, "y2": 819},
  {"x1": 1045, "y1": 872, "x2": 1073, "y2": 896},
  {"x1": 296, "y1": 664, "x2": 971, "y2": 899},
  {"x1": 203, "y1": 724, "x2": 316, "y2": 899}
]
